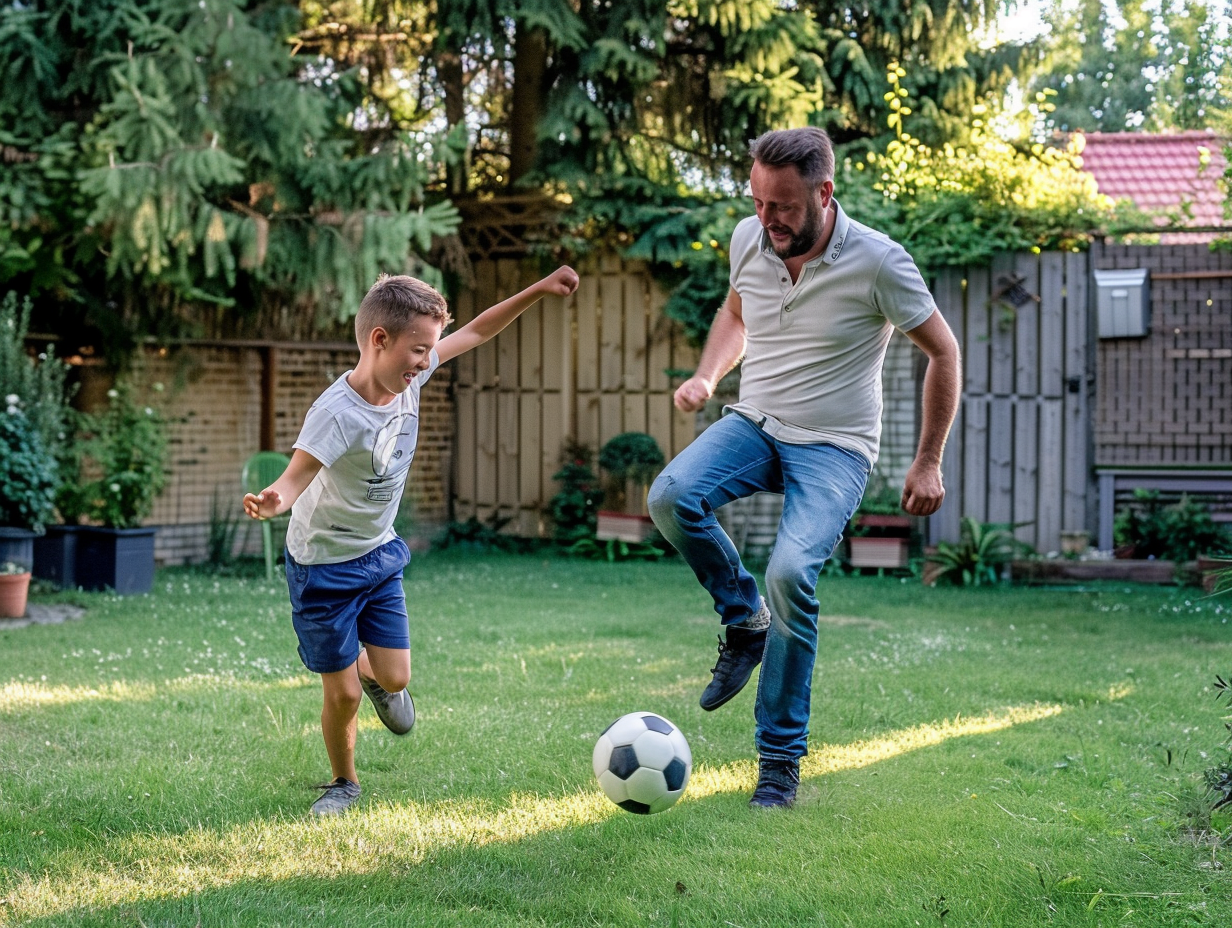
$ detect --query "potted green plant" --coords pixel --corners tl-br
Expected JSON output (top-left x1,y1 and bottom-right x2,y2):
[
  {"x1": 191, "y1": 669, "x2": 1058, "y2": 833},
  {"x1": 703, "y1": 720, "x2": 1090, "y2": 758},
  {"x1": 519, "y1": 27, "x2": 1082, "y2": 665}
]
[
  {"x1": 0, "y1": 399, "x2": 58, "y2": 571},
  {"x1": 595, "y1": 432, "x2": 665, "y2": 543},
  {"x1": 73, "y1": 380, "x2": 169, "y2": 594},
  {"x1": 847, "y1": 472, "x2": 911, "y2": 568}
]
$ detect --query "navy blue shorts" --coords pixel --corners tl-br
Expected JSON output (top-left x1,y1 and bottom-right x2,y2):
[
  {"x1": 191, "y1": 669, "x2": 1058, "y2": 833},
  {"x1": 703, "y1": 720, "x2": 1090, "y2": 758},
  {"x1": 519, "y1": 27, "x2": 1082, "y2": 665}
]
[{"x1": 285, "y1": 538, "x2": 412, "y2": 674}]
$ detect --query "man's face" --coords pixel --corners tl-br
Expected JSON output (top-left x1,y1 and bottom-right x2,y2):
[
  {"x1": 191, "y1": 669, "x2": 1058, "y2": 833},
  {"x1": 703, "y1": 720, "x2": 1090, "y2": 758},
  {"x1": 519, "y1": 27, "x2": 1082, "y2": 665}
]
[{"x1": 750, "y1": 162, "x2": 833, "y2": 260}]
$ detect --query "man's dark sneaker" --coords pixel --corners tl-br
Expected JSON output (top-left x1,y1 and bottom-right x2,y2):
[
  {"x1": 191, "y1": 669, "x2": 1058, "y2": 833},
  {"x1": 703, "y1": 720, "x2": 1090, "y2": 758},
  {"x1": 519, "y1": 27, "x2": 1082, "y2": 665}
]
[
  {"x1": 359, "y1": 670, "x2": 416, "y2": 735},
  {"x1": 699, "y1": 609, "x2": 769, "y2": 711},
  {"x1": 310, "y1": 777, "x2": 361, "y2": 816},
  {"x1": 749, "y1": 757, "x2": 800, "y2": 809}
]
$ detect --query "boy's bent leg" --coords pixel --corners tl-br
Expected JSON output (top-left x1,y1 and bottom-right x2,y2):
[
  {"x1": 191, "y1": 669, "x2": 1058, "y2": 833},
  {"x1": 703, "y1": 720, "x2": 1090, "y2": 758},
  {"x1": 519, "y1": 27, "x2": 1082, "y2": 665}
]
[{"x1": 358, "y1": 645, "x2": 416, "y2": 735}]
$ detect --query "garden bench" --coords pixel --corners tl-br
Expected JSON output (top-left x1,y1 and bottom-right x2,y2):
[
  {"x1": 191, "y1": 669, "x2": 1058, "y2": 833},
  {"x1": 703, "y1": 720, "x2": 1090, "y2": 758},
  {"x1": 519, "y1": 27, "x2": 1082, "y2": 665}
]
[{"x1": 1096, "y1": 466, "x2": 1232, "y2": 550}]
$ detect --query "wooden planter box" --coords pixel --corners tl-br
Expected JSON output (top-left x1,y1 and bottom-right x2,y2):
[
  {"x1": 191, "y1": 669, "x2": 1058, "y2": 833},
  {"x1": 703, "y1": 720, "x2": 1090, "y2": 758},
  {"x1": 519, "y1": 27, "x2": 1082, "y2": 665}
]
[
  {"x1": 595, "y1": 512, "x2": 656, "y2": 544},
  {"x1": 33, "y1": 525, "x2": 83, "y2": 590},
  {"x1": 848, "y1": 537, "x2": 910, "y2": 568},
  {"x1": 1011, "y1": 558, "x2": 1179, "y2": 584}
]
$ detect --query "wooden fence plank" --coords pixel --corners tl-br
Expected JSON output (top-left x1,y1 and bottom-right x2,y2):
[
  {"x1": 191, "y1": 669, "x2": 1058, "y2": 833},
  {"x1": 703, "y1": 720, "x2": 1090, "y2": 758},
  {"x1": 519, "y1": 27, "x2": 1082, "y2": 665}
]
[
  {"x1": 648, "y1": 395, "x2": 673, "y2": 468},
  {"x1": 1038, "y1": 398, "x2": 1064, "y2": 553},
  {"x1": 455, "y1": 388, "x2": 477, "y2": 521},
  {"x1": 623, "y1": 393, "x2": 647, "y2": 435},
  {"x1": 647, "y1": 286, "x2": 672, "y2": 392},
  {"x1": 963, "y1": 397, "x2": 989, "y2": 523},
  {"x1": 600, "y1": 393, "x2": 624, "y2": 447},
  {"x1": 1014, "y1": 252, "x2": 1040, "y2": 397},
  {"x1": 541, "y1": 392, "x2": 565, "y2": 505},
  {"x1": 576, "y1": 276, "x2": 599, "y2": 392},
  {"x1": 989, "y1": 254, "x2": 1016, "y2": 396},
  {"x1": 965, "y1": 265, "x2": 990, "y2": 395},
  {"x1": 476, "y1": 390, "x2": 498, "y2": 517},
  {"x1": 1063, "y1": 252, "x2": 1090, "y2": 533},
  {"x1": 1013, "y1": 398, "x2": 1039, "y2": 544},
  {"x1": 452, "y1": 283, "x2": 477, "y2": 387},
  {"x1": 497, "y1": 391, "x2": 519, "y2": 512},
  {"x1": 540, "y1": 295, "x2": 565, "y2": 392},
  {"x1": 600, "y1": 270, "x2": 625, "y2": 392},
  {"x1": 1040, "y1": 253, "x2": 1065, "y2": 398},
  {"x1": 520, "y1": 290, "x2": 543, "y2": 390},
  {"x1": 624, "y1": 274, "x2": 647, "y2": 392},
  {"x1": 474, "y1": 260, "x2": 498, "y2": 388},
  {"x1": 497, "y1": 259, "x2": 521, "y2": 388},
  {"x1": 577, "y1": 393, "x2": 601, "y2": 457},
  {"x1": 932, "y1": 401, "x2": 964, "y2": 544},
  {"x1": 988, "y1": 396, "x2": 1014, "y2": 523}
]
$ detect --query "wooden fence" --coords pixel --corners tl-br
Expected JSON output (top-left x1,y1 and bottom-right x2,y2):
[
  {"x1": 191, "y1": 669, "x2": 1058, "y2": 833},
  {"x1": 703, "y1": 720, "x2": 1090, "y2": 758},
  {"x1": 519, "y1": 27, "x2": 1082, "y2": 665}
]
[
  {"x1": 452, "y1": 255, "x2": 700, "y2": 535},
  {"x1": 928, "y1": 252, "x2": 1094, "y2": 555}
]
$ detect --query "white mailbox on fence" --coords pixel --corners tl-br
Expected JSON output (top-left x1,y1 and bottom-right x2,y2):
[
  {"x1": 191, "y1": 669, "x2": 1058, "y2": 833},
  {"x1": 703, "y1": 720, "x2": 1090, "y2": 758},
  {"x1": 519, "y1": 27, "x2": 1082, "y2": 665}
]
[{"x1": 1093, "y1": 268, "x2": 1150, "y2": 338}]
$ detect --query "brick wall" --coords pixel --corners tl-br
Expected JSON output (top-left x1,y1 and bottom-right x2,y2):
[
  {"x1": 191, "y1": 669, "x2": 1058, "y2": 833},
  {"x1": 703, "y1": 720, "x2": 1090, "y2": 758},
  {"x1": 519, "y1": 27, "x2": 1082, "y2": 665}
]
[
  {"x1": 1092, "y1": 242, "x2": 1232, "y2": 466},
  {"x1": 111, "y1": 343, "x2": 453, "y2": 565}
]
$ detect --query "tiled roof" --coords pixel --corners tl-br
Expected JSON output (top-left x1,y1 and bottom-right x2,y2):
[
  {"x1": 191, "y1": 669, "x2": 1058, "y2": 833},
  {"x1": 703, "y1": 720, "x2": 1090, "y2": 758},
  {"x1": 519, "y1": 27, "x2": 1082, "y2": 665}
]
[{"x1": 1076, "y1": 131, "x2": 1229, "y2": 240}]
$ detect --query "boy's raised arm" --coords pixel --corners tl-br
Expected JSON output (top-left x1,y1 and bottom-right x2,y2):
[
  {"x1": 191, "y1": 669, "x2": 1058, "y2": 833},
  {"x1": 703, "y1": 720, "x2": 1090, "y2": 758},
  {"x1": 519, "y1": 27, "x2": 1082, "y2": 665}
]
[
  {"x1": 243, "y1": 449, "x2": 324, "y2": 520},
  {"x1": 435, "y1": 265, "x2": 579, "y2": 363}
]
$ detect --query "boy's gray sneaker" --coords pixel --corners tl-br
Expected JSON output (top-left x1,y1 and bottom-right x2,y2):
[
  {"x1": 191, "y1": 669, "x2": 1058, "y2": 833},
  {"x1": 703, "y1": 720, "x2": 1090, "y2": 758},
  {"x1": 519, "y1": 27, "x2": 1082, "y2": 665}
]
[
  {"x1": 311, "y1": 777, "x2": 361, "y2": 816},
  {"x1": 749, "y1": 757, "x2": 799, "y2": 809},
  {"x1": 360, "y1": 671, "x2": 416, "y2": 735},
  {"x1": 699, "y1": 600, "x2": 770, "y2": 711}
]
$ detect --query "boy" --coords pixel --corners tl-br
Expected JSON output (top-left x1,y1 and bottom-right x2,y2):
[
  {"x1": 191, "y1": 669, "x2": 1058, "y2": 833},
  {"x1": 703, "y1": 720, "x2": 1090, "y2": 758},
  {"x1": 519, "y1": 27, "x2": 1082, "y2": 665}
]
[{"x1": 243, "y1": 266, "x2": 580, "y2": 816}]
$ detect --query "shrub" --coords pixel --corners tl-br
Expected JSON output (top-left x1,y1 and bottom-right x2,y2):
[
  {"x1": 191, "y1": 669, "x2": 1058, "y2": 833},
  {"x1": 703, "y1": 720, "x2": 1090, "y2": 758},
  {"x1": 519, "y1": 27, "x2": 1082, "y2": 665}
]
[
  {"x1": 0, "y1": 401, "x2": 57, "y2": 531},
  {"x1": 926, "y1": 518, "x2": 1030, "y2": 587},
  {"x1": 75, "y1": 380, "x2": 169, "y2": 529},
  {"x1": 1114, "y1": 490, "x2": 1230, "y2": 561},
  {"x1": 548, "y1": 441, "x2": 601, "y2": 545}
]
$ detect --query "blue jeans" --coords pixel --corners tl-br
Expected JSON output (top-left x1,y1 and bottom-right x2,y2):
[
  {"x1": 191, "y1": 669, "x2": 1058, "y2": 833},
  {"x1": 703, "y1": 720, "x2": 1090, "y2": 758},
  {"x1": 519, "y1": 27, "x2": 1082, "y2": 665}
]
[{"x1": 648, "y1": 413, "x2": 870, "y2": 760}]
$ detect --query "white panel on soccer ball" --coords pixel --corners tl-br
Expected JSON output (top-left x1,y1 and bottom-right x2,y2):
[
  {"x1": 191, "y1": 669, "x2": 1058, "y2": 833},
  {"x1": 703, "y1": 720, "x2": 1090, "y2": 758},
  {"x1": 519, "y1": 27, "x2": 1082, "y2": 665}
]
[
  {"x1": 623, "y1": 766, "x2": 669, "y2": 807},
  {"x1": 631, "y1": 729, "x2": 676, "y2": 770},
  {"x1": 592, "y1": 734, "x2": 616, "y2": 778},
  {"x1": 603, "y1": 712, "x2": 651, "y2": 747},
  {"x1": 667, "y1": 727, "x2": 692, "y2": 767},
  {"x1": 596, "y1": 768, "x2": 629, "y2": 805},
  {"x1": 648, "y1": 788, "x2": 684, "y2": 814}
]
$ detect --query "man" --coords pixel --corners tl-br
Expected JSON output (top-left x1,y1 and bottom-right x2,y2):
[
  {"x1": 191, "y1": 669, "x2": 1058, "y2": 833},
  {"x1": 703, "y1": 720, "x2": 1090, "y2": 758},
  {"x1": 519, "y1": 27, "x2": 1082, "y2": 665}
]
[{"x1": 647, "y1": 127, "x2": 961, "y2": 809}]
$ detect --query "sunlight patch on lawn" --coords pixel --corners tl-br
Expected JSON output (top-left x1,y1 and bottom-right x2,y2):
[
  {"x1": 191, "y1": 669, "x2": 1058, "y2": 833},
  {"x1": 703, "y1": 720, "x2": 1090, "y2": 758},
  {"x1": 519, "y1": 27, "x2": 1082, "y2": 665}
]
[
  {"x1": 0, "y1": 674, "x2": 315, "y2": 713},
  {"x1": 1, "y1": 699, "x2": 1090, "y2": 922},
  {"x1": 690, "y1": 701, "x2": 1071, "y2": 798}
]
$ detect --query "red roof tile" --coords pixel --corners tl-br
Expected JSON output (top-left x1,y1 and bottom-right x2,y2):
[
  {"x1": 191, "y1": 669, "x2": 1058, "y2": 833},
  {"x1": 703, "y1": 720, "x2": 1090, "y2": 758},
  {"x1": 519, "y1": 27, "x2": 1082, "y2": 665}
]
[{"x1": 1076, "y1": 131, "x2": 1229, "y2": 240}]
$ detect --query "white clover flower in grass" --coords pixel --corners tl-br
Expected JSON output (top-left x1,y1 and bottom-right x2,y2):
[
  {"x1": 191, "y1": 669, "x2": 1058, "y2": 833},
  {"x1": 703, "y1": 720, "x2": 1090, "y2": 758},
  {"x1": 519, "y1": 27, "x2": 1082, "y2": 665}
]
[{"x1": 5, "y1": 394, "x2": 19, "y2": 406}]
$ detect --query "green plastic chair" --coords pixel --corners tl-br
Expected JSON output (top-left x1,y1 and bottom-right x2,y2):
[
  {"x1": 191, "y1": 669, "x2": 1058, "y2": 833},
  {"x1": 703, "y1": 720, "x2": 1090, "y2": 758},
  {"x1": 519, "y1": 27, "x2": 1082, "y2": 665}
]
[{"x1": 241, "y1": 451, "x2": 292, "y2": 581}]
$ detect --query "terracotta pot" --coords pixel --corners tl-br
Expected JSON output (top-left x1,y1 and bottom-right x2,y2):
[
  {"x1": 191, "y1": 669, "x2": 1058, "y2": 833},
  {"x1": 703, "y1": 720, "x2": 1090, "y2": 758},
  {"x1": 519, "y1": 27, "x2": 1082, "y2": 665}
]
[{"x1": 0, "y1": 571, "x2": 31, "y2": 619}]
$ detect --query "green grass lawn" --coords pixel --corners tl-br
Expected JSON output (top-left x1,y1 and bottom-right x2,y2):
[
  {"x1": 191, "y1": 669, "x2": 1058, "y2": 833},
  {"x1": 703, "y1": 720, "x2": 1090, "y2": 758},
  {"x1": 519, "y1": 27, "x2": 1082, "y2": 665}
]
[{"x1": 2, "y1": 552, "x2": 1230, "y2": 927}]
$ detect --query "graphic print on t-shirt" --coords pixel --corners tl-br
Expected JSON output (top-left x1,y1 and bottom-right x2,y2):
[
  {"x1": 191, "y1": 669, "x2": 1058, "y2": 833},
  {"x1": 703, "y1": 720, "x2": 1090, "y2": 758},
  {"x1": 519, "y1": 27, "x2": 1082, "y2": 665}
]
[{"x1": 368, "y1": 412, "x2": 417, "y2": 501}]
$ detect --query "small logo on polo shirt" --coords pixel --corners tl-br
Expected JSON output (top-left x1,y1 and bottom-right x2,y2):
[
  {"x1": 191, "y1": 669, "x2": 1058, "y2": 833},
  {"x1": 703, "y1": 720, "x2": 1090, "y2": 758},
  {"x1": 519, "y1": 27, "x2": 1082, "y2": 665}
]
[{"x1": 829, "y1": 236, "x2": 845, "y2": 261}]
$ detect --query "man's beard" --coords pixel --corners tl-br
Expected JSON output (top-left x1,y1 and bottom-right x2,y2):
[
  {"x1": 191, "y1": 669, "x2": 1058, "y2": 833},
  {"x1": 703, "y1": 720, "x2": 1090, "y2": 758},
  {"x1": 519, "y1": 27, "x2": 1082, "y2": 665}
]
[{"x1": 769, "y1": 198, "x2": 824, "y2": 260}]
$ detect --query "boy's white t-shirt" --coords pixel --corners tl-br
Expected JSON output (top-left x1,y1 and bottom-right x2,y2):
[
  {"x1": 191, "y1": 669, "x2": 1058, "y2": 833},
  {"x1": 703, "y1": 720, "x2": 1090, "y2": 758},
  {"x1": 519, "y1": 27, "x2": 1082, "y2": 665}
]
[{"x1": 286, "y1": 350, "x2": 440, "y2": 565}]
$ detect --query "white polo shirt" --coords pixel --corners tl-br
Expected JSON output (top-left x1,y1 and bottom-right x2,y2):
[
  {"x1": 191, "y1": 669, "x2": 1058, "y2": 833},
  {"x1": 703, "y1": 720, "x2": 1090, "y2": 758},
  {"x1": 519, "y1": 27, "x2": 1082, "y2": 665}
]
[{"x1": 725, "y1": 199, "x2": 935, "y2": 465}]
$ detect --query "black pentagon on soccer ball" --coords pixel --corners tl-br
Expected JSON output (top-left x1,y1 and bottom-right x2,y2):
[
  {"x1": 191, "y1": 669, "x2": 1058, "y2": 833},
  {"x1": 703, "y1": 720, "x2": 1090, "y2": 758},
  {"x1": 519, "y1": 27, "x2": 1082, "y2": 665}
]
[
  {"x1": 664, "y1": 757, "x2": 688, "y2": 792},
  {"x1": 641, "y1": 714, "x2": 673, "y2": 734},
  {"x1": 618, "y1": 798, "x2": 652, "y2": 815},
  {"x1": 609, "y1": 745, "x2": 639, "y2": 780}
]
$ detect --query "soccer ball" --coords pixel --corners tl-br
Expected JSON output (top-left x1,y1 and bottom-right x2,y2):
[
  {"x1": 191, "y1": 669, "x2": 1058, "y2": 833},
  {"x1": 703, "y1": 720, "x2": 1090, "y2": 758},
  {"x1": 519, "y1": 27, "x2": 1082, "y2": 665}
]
[{"x1": 592, "y1": 711, "x2": 692, "y2": 814}]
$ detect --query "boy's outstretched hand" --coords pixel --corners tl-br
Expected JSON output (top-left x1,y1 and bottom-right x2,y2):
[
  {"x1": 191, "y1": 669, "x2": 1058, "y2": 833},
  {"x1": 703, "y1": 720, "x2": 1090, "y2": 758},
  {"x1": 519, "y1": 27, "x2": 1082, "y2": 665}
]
[
  {"x1": 243, "y1": 490, "x2": 282, "y2": 521},
  {"x1": 542, "y1": 266, "x2": 580, "y2": 296}
]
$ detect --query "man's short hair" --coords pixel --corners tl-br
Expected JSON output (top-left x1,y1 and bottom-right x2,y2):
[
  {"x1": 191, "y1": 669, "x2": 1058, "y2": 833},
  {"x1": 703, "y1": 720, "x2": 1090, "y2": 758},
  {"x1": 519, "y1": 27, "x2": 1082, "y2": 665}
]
[
  {"x1": 355, "y1": 274, "x2": 453, "y2": 344},
  {"x1": 748, "y1": 127, "x2": 835, "y2": 187}
]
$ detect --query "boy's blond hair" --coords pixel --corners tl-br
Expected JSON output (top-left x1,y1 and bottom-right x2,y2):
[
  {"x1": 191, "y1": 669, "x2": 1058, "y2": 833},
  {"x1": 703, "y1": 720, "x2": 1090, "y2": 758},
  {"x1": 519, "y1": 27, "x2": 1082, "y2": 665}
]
[{"x1": 355, "y1": 274, "x2": 453, "y2": 345}]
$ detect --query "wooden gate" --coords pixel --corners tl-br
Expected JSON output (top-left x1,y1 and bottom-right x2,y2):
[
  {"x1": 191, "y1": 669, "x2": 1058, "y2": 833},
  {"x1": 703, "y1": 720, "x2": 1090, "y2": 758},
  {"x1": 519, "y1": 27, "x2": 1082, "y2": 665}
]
[
  {"x1": 929, "y1": 252, "x2": 1093, "y2": 555},
  {"x1": 452, "y1": 255, "x2": 700, "y2": 535}
]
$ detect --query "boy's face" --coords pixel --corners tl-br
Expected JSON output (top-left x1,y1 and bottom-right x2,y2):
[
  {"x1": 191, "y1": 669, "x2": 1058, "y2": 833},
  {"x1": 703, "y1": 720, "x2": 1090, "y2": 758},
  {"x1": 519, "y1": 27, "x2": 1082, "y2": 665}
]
[{"x1": 371, "y1": 316, "x2": 444, "y2": 397}]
